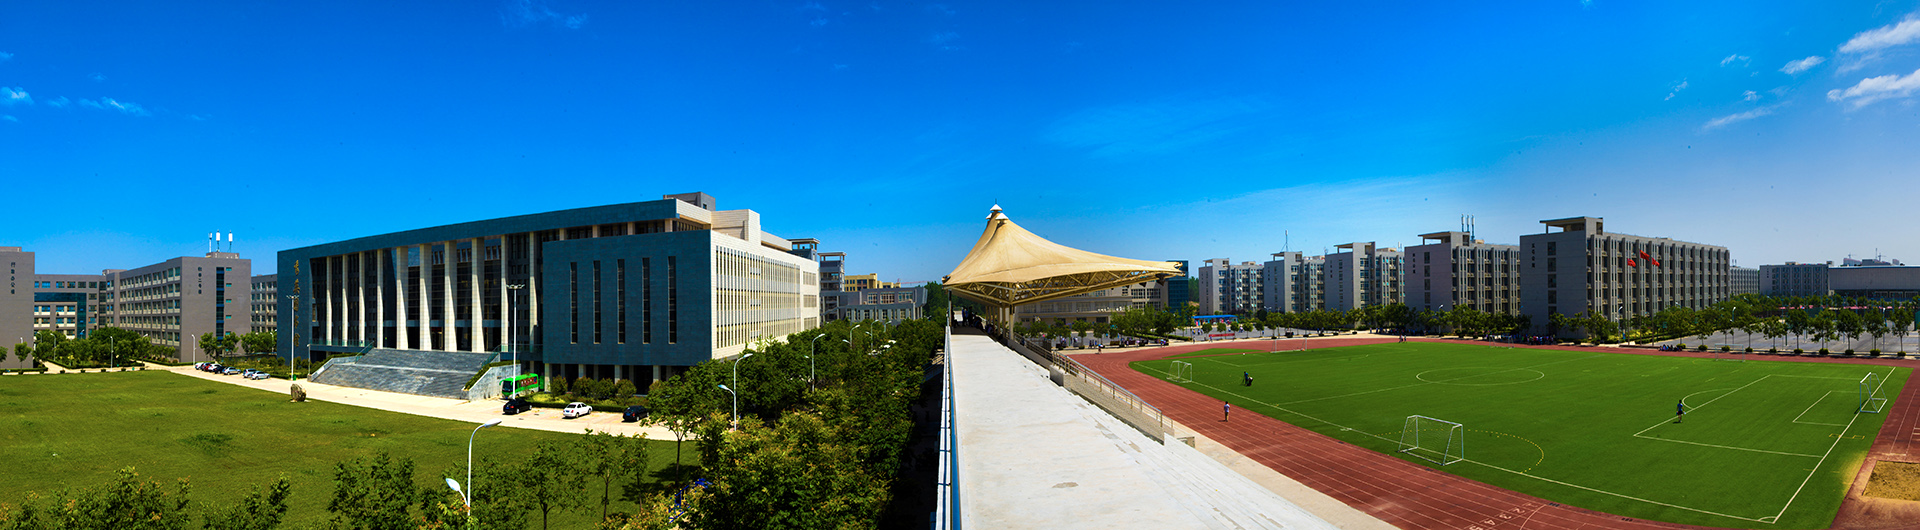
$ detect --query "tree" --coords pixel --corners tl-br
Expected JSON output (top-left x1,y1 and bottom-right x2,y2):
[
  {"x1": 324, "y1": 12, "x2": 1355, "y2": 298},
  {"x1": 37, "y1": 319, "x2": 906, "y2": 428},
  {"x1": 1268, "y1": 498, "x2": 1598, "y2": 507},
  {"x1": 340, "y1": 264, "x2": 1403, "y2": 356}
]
[
  {"x1": 44, "y1": 467, "x2": 193, "y2": 530},
  {"x1": 686, "y1": 413, "x2": 890, "y2": 530},
  {"x1": 198, "y1": 333, "x2": 239, "y2": 358},
  {"x1": 240, "y1": 332, "x2": 277, "y2": 355},
  {"x1": 326, "y1": 452, "x2": 423, "y2": 530},
  {"x1": 578, "y1": 430, "x2": 640, "y2": 522},
  {"x1": 202, "y1": 474, "x2": 292, "y2": 530}
]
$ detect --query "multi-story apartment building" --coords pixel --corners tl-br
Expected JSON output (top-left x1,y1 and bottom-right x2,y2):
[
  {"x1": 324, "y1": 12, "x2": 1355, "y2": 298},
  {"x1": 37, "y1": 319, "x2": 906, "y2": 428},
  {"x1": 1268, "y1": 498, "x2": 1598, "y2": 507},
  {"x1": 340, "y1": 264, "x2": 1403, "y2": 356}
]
[
  {"x1": 1324, "y1": 242, "x2": 1406, "y2": 312},
  {"x1": 1406, "y1": 232, "x2": 1521, "y2": 315},
  {"x1": 1163, "y1": 260, "x2": 1191, "y2": 312},
  {"x1": 1759, "y1": 262, "x2": 1832, "y2": 297},
  {"x1": 1196, "y1": 258, "x2": 1264, "y2": 314},
  {"x1": 836, "y1": 285, "x2": 929, "y2": 323},
  {"x1": 251, "y1": 274, "x2": 278, "y2": 334},
  {"x1": 1261, "y1": 251, "x2": 1326, "y2": 313},
  {"x1": 1520, "y1": 217, "x2": 1729, "y2": 334},
  {"x1": 276, "y1": 192, "x2": 819, "y2": 384},
  {"x1": 840, "y1": 273, "x2": 896, "y2": 292},
  {"x1": 818, "y1": 251, "x2": 846, "y2": 321},
  {"x1": 1729, "y1": 266, "x2": 1759, "y2": 296},
  {"x1": 98, "y1": 253, "x2": 252, "y2": 360},
  {"x1": 1014, "y1": 282, "x2": 1161, "y2": 325},
  {"x1": 0, "y1": 246, "x2": 253, "y2": 365}
]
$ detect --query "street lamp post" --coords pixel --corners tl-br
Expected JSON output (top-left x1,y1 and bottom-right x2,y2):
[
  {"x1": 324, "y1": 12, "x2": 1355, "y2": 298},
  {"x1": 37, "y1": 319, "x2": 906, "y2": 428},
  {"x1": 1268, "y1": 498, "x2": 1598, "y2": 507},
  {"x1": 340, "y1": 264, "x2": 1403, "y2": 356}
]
[
  {"x1": 717, "y1": 384, "x2": 738, "y2": 428},
  {"x1": 808, "y1": 334, "x2": 826, "y2": 385},
  {"x1": 448, "y1": 419, "x2": 503, "y2": 510},
  {"x1": 285, "y1": 294, "x2": 300, "y2": 378}
]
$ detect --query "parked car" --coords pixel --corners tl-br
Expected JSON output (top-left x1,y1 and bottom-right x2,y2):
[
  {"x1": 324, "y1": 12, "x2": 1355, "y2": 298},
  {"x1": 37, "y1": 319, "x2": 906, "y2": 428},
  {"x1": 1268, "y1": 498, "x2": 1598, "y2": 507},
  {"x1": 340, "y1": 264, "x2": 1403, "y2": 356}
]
[
  {"x1": 222, "y1": 367, "x2": 242, "y2": 375},
  {"x1": 622, "y1": 405, "x2": 648, "y2": 423},
  {"x1": 502, "y1": 397, "x2": 531, "y2": 415},
  {"x1": 193, "y1": 362, "x2": 211, "y2": 371},
  {"x1": 245, "y1": 370, "x2": 270, "y2": 380},
  {"x1": 562, "y1": 402, "x2": 592, "y2": 419}
]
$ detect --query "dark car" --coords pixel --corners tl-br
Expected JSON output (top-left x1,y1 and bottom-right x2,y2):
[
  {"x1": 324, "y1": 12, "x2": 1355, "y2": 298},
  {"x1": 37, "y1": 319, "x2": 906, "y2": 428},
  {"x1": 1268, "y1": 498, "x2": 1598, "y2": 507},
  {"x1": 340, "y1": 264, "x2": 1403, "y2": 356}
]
[
  {"x1": 502, "y1": 397, "x2": 531, "y2": 415},
  {"x1": 622, "y1": 405, "x2": 648, "y2": 423}
]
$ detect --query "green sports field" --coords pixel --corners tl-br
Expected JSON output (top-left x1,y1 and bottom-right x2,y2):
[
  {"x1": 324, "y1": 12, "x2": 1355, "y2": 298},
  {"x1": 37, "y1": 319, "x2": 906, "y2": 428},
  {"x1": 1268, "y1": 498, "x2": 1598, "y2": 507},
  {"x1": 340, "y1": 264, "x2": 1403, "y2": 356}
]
[{"x1": 1132, "y1": 342, "x2": 1908, "y2": 529}]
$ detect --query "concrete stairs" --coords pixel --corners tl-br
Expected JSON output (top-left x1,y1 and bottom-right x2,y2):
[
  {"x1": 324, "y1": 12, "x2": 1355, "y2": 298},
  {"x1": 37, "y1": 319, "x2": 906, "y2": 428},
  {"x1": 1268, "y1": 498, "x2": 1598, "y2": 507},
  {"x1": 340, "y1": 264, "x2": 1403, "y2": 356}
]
[{"x1": 309, "y1": 349, "x2": 496, "y2": 399}]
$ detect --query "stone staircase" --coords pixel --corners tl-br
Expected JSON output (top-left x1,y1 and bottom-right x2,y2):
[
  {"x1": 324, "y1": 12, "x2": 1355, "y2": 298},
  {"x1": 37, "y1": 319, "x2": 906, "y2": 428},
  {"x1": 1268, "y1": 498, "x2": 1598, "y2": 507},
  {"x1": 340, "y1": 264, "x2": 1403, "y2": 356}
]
[{"x1": 309, "y1": 349, "x2": 497, "y2": 399}]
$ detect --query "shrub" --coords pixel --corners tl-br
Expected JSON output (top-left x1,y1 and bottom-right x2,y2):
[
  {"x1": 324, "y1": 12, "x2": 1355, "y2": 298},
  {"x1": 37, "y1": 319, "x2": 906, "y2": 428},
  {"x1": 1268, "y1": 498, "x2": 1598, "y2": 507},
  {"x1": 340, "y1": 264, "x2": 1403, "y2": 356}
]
[
  {"x1": 1768, "y1": 347, "x2": 1778, "y2": 354},
  {"x1": 1845, "y1": 349, "x2": 1856, "y2": 355},
  {"x1": 1793, "y1": 348, "x2": 1804, "y2": 354},
  {"x1": 1720, "y1": 346, "x2": 1731, "y2": 352},
  {"x1": 1744, "y1": 347, "x2": 1754, "y2": 353},
  {"x1": 1676, "y1": 343, "x2": 1686, "y2": 350},
  {"x1": 612, "y1": 379, "x2": 637, "y2": 400},
  {"x1": 1819, "y1": 348, "x2": 1830, "y2": 354},
  {"x1": 1696, "y1": 345, "x2": 1708, "y2": 352},
  {"x1": 1870, "y1": 349, "x2": 1881, "y2": 355}
]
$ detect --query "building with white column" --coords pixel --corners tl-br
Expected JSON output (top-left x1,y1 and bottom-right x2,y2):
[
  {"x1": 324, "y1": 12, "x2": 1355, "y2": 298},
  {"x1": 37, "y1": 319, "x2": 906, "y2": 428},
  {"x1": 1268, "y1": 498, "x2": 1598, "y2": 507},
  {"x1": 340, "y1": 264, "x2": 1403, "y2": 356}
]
[{"x1": 276, "y1": 193, "x2": 819, "y2": 384}]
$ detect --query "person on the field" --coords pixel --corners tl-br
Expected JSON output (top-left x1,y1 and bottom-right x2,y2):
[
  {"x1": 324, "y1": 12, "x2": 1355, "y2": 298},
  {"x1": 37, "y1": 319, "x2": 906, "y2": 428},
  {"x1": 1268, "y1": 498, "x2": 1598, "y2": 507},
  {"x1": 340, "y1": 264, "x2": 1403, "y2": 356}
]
[
  {"x1": 1243, "y1": 371, "x2": 1251, "y2": 386},
  {"x1": 1223, "y1": 400, "x2": 1230, "y2": 421},
  {"x1": 1676, "y1": 400, "x2": 1686, "y2": 423}
]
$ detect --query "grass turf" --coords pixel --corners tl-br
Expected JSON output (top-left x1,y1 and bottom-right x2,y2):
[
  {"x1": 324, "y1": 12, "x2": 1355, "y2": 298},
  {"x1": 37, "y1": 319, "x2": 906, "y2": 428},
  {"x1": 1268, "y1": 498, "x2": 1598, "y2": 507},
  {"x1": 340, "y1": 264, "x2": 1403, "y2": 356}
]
[
  {"x1": 1131, "y1": 342, "x2": 1908, "y2": 529},
  {"x1": 0, "y1": 371, "x2": 684, "y2": 528},
  {"x1": 1165, "y1": 348, "x2": 1263, "y2": 359}
]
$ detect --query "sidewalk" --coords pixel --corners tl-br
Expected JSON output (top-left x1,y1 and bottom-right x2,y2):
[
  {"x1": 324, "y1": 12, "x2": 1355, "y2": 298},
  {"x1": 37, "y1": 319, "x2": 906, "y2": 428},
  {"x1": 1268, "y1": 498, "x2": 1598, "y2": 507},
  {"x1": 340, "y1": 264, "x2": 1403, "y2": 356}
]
[{"x1": 152, "y1": 361, "x2": 682, "y2": 439}]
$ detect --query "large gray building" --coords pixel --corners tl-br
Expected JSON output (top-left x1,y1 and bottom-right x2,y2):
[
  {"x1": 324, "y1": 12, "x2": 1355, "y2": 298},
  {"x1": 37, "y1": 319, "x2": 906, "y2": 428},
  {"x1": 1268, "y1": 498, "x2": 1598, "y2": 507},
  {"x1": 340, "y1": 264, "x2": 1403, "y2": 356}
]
[
  {"x1": 1730, "y1": 266, "x2": 1759, "y2": 296},
  {"x1": 1197, "y1": 258, "x2": 1264, "y2": 314},
  {"x1": 276, "y1": 193, "x2": 819, "y2": 384},
  {"x1": 1831, "y1": 266, "x2": 1920, "y2": 300},
  {"x1": 1520, "y1": 217, "x2": 1729, "y2": 334},
  {"x1": 251, "y1": 274, "x2": 278, "y2": 335},
  {"x1": 0, "y1": 246, "x2": 253, "y2": 367},
  {"x1": 1260, "y1": 251, "x2": 1325, "y2": 313},
  {"x1": 1406, "y1": 232, "x2": 1521, "y2": 316},
  {"x1": 1324, "y1": 242, "x2": 1406, "y2": 312},
  {"x1": 1760, "y1": 262, "x2": 1832, "y2": 297}
]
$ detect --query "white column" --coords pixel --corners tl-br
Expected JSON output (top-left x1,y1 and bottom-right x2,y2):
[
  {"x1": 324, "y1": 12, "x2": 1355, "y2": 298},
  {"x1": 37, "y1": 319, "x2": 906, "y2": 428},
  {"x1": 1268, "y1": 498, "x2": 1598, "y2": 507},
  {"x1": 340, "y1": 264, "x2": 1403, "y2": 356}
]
[
  {"x1": 470, "y1": 237, "x2": 485, "y2": 353},
  {"x1": 393, "y1": 247, "x2": 409, "y2": 350},
  {"x1": 615, "y1": 364, "x2": 624, "y2": 382},
  {"x1": 442, "y1": 242, "x2": 455, "y2": 351},
  {"x1": 525, "y1": 232, "x2": 539, "y2": 355},
  {"x1": 496, "y1": 237, "x2": 507, "y2": 355},
  {"x1": 357, "y1": 251, "x2": 369, "y2": 346},
  {"x1": 375, "y1": 249, "x2": 387, "y2": 348},
  {"x1": 652, "y1": 365, "x2": 662, "y2": 383},
  {"x1": 327, "y1": 255, "x2": 339, "y2": 345}
]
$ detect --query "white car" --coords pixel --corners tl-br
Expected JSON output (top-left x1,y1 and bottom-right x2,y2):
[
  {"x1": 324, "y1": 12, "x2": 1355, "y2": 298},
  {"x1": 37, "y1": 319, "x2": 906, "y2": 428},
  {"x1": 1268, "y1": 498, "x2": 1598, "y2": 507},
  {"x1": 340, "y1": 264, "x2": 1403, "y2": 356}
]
[{"x1": 562, "y1": 402, "x2": 592, "y2": 419}]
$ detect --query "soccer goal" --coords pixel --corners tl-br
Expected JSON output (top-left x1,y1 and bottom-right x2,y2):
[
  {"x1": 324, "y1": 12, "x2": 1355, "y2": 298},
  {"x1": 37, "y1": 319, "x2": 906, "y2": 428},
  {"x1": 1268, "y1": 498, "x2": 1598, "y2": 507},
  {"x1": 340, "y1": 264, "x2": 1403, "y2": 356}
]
[
  {"x1": 1860, "y1": 372, "x2": 1888, "y2": 414},
  {"x1": 1398, "y1": 415, "x2": 1465, "y2": 465},
  {"x1": 1168, "y1": 361, "x2": 1194, "y2": 384},
  {"x1": 1713, "y1": 345, "x2": 1746, "y2": 362}
]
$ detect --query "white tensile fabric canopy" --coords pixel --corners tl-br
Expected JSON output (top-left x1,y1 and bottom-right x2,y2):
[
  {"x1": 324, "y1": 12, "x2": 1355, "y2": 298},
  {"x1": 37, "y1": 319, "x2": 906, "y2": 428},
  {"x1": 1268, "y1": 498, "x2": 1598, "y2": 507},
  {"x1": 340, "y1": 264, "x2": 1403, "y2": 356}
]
[{"x1": 943, "y1": 206, "x2": 1182, "y2": 308}]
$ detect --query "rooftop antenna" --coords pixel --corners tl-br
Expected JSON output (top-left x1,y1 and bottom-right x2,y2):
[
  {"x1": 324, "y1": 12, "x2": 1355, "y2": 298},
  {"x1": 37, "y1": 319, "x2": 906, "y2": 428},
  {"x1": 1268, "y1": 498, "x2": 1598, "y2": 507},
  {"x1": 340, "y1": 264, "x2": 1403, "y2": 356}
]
[{"x1": 227, "y1": 233, "x2": 234, "y2": 253}]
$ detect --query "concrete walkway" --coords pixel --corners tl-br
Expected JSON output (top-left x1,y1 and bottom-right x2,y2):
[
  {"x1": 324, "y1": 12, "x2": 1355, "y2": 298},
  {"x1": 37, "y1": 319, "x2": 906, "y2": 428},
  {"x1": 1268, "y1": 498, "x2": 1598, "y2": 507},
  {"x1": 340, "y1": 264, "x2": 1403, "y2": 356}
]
[
  {"x1": 151, "y1": 361, "x2": 681, "y2": 440},
  {"x1": 951, "y1": 334, "x2": 1337, "y2": 530}
]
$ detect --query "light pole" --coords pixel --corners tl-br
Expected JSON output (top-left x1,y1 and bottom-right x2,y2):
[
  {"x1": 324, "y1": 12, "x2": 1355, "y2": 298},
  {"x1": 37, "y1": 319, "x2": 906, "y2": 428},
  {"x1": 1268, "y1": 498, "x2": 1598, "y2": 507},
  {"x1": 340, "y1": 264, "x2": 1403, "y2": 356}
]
[
  {"x1": 506, "y1": 284, "x2": 525, "y2": 361},
  {"x1": 808, "y1": 334, "x2": 826, "y2": 385},
  {"x1": 717, "y1": 384, "x2": 738, "y2": 428},
  {"x1": 285, "y1": 294, "x2": 300, "y2": 378},
  {"x1": 448, "y1": 419, "x2": 503, "y2": 510}
]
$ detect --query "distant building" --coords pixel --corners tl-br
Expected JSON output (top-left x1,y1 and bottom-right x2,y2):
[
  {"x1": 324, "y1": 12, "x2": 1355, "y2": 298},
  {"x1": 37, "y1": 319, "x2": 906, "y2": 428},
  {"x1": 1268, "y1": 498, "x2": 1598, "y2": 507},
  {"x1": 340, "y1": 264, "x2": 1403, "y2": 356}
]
[
  {"x1": 1520, "y1": 216, "x2": 1729, "y2": 334},
  {"x1": 1162, "y1": 260, "x2": 1190, "y2": 311},
  {"x1": 1197, "y1": 258, "x2": 1264, "y2": 314},
  {"x1": 1261, "y1": 251, "x2": 1325, "y2": 313},
  {"x1": 841, "y1": 273, "x2": 897, "y2": 292},
  {"x1": 251, "y1": 274, "x2": 278, "y2": 335},
  {"x1": 1406, "y1": 232, "x2": 1521, "y2": 316},
  {"x1": 818, "y1": 252, "x2": 846, "y2": 321},
  {"x1": 1729, "y1": 266, "x2": 1759, "y2": 296},
  {"x1": 1324, "y1": 242, "x2": 1406, "y2": 312},
  {"x1": 1014, "y1": 283, "x2": 1159, "y2": 326},
  {"x1": 837, "y1": 285, "x2": 928, "y2": 323},
  {"x1": 1760, "y1": 262, "x2": 1832, "y2": 297},
  {"x1": 1831, "y1": 266, "x2": 1920, "y2": 300},
  {"x1": 0, "y1": 246, "x2": 254, "y2": 367}
]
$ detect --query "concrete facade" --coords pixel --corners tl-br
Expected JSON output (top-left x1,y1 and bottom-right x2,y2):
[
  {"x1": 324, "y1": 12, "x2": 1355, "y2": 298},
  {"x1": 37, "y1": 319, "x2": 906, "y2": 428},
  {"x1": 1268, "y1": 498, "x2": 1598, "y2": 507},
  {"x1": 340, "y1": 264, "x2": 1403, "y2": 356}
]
[
  {"x1": 1196, "y1": 258, "x2": 1263, "y2": 314},
  {"x1": 835, "y1": 285, "x2": 928, "y2": 323},
  {"x1": 1520, "y1": 217, "x2": 1729, "y2": 334},
  {"x1": 275, "y1": 193, "x2": 818, "y2": 384},
  {"x1": 1261, "y1": 251, "x2": 1326, "y2": 313},
  {"x1": 0, "y1": 247, "x2": 31, "y2": 369},
  {"x1": 99, "y1": 253, "x2": 252, "y2": 361},
  {"x1": 1406, "y1": 232, "x2": 1521, "y2": 315},
  {"x1": 1730, "y1": 266, "x2": 1759, "y2": 296},
  {"x1": 1831, "y1": 266, "x2": 1920, "y2": 299},
  {"x1": 1323, "y1": 242, "x2": 1405, "y2": 312},
  {"x1": 251, "y1": 274, "x2": 278, "y2": 334},
  {"x1": 1014, "y1": 282, "x2": 1159, "y2": 325},
  {"x1": 1761, "y1": 262, "x2": 1833, "y2": 297}
]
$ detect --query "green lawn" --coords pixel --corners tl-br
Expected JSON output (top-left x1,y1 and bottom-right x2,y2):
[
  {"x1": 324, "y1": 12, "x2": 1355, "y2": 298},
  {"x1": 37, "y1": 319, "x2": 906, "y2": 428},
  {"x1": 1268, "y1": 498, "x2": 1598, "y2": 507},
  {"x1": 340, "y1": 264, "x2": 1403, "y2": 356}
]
[
  {"x1": 0, "y1": 371, "x2": 684, "y2": 528},
  {"x1": 1164, "y1": 347, "x2": 1263, "y2": 359},
  {"x1": 1132, "y1": 342, "x2": 1908, "y2": 528}
]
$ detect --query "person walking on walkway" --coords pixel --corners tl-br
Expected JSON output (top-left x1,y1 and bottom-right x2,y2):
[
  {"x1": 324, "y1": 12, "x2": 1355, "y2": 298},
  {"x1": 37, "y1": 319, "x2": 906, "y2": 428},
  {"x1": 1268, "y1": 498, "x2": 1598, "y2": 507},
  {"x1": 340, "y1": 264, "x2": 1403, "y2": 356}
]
[
  {"x1": 1676, "y1": 400, "x2": 1686, "y2": 423},
  {"x1": 1223, "y1": 400, "x2": 1231, "y2": 422}
]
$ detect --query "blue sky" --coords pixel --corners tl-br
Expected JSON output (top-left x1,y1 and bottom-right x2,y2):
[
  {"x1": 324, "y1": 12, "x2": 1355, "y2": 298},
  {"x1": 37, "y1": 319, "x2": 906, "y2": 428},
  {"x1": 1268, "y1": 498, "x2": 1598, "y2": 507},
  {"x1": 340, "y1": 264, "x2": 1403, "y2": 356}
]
[{"x1": 3, "y1": 1, "x2": 1918, "y2": 282}]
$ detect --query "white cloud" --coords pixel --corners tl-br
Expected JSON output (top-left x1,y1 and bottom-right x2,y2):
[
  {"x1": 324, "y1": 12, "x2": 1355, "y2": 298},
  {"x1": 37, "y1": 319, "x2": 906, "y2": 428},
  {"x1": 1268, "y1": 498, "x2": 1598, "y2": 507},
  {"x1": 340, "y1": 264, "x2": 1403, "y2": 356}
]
[
  {"x1": 502, "y1": 0, "x2": 587, "y2": 29},
  {"x1": 930, "y1": 31, "x2": 962, "y2": 51},
  {"x1": 1742, "y1": 90, "x2": 1759, "y2": 102},
  {"x1": 1664, "y1": 79, "x2": 1688, "y2": 100},
  {"x1": 1839, "y1": 16, "x2": 1920, "y2": 54},
  {"x1": 0, "y1": 52, "x2": 13, "y2": 62},
  {"x1": 2, "y1": 87, "x2": 31, "y2": 105},
  {"x1": 1780, "y1": 56, "x2": 1825, "y2": 75},
  {"x1": 3, "y1": 115, "x2": 16, "y2": 122},
  {"x1": 46, "y1": 96, "x2": 69, "y2": 108},
  {"x1": 78, "y1": 97, "x2": 150, "y2": 116},
  {"x1": 1580, "y1": 0, "x2": 1593, "y2": 8},
  {"x1": 1720, "y1": 54, "x2": 1749, "y2": 66},
  {"x1": 1702, "y1": 107, "x2": 1775, "y2": 130},
  {"x1": 89, "y1": 73, "x2": 105, "y2": 82},
  {"x1": 1827, "y1": 67, "x2": 1920, "y2": 107}
]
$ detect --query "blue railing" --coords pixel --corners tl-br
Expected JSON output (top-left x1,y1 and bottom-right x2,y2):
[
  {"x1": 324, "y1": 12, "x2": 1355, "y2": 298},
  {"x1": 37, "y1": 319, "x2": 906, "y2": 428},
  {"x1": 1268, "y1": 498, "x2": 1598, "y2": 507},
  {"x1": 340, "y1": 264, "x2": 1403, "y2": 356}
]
[{"x1": 934, "y1": 322, "x2": 962, "y2": 530}]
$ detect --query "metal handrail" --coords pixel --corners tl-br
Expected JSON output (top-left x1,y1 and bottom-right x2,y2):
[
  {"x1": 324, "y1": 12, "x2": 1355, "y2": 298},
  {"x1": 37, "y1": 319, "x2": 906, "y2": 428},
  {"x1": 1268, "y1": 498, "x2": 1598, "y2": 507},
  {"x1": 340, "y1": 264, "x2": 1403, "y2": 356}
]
[{"x1": 934, "y1": 321, "x2": 962, "y2": 530}]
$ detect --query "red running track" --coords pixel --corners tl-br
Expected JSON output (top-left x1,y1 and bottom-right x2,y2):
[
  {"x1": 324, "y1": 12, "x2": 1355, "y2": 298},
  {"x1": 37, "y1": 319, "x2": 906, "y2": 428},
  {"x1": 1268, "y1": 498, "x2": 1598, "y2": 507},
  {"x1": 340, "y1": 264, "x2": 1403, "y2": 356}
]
[{"x1": 1073, "y1": 337, "x2": 1920, "y2": 530}]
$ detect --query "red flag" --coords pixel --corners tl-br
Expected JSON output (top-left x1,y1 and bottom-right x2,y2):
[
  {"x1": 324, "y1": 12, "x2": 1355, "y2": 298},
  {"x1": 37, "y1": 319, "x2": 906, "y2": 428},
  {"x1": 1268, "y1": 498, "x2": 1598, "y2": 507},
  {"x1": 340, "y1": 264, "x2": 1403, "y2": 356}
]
[
  {"x1": 1628, "y1": 259, "x2": 1638, "y2": 267},
  {"x1": 1639, "y1": 250, "x2": 1650, "y2": 260},
  {"x1": 1652, "y1": 259, "x2": 1661, "y2": 266}
]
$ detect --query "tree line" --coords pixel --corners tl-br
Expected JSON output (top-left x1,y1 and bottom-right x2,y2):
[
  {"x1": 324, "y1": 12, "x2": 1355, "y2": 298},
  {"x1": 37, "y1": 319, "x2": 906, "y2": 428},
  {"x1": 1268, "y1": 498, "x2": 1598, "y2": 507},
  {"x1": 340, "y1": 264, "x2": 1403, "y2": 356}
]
[{"x1": 7, "y1": 328, "x2": 277, "y2": 369}]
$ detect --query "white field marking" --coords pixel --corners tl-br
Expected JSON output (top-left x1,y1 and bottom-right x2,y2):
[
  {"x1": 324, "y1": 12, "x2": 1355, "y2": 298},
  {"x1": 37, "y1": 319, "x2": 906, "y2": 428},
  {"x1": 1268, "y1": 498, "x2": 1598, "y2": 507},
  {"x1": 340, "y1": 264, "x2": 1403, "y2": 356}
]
[
  {"x1": 1634, "y1": 375, "x2": 1770, "y2": 438},
  {"x1": 1768, "y1": 368, "x2": 1893, "y2": 522},
  {"x1": 1791, "y1": 391, "x2": 1848, "y2": 427},
  {"x1": 1157, "y1": 370, "x2": 1780, "y2": 524},
  {"x1": 1631, "y1": 436, "x2": 1823, "y2": 458},
  {"x1": 1256, "y1": 353, "x2": 1605, "y2": 406},
  {"x1": 1679, "y1": 388, "x2": 1734, "y2": 408}
]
